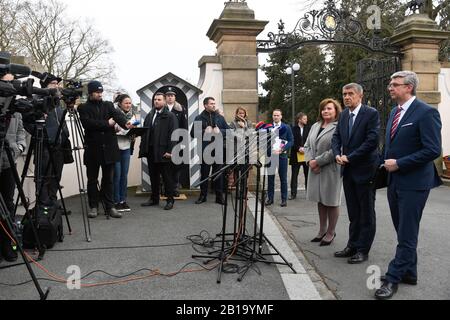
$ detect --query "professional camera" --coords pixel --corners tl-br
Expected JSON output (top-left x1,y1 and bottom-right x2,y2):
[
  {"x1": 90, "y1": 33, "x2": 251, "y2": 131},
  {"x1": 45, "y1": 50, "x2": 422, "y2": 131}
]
[
  {"x1": 61, "y1": 79, "x2": 84, "y2": 105},
  {"x1": 0, "y1": 52, "x2": 31, "y2": 79},
  {"x1": 1, "y1": 78, "x2": 59, "y2": 116}
]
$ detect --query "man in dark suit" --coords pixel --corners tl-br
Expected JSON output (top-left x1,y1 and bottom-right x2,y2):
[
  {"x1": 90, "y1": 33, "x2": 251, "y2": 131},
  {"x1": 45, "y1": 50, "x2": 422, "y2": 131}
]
[
  {"x1": 332, "y1": 83, "x2": 380, "y2": 264},
  {"x1": 140, "y1": 93, "x2": 179, "y2": 211},
  {"x1": 265, "y1": 109, "x2": 294, "y2": 207},
  {"x1": 78, "y1": 81, "x2": 134, "y2": 219},
  {"x1": 375, "y1": 71, "x2": 442, "y2": 300},
  {"x1": 289, "y1": 112, "x2": 310, "y2": 200},
  {"x1": 190, "y1": 97, "x2": 229, "y2": 205}
]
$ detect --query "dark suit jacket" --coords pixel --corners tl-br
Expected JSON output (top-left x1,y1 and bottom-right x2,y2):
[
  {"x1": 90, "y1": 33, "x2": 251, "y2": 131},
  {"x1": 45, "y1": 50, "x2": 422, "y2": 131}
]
[
  {"x1": 383, "y1": 98, "x2": 442, "y2": 190},
  {"x1": 290, "y1": 124, "x2": 310, "y2": 164},
  {"x1": 190, "y1": 110, "x2": 230, "y2": 151},
  {"x1": 139, "y1": 107, "x2": 178, "y2": 163},
  {"x1": 332, "y1": 105, "x2": 380, "y2": 184}
]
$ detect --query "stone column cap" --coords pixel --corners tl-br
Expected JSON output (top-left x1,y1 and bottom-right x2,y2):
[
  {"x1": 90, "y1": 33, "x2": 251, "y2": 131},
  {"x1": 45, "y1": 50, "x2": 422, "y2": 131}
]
[{"x1": 392, "y1": 13, "x2": 450, "y2": 45}]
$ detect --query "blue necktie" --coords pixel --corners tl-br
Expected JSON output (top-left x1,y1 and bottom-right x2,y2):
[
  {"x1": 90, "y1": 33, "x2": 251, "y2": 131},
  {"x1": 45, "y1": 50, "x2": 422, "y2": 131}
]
[{"x1": 348, "y1": 113, "x2": 355, "y2": 137}]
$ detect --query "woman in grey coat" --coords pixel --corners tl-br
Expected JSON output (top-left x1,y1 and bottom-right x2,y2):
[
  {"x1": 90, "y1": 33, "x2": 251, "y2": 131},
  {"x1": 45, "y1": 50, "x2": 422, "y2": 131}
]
[{"x1": 304, "y1": 98, "x2": 343, "y2": 246}]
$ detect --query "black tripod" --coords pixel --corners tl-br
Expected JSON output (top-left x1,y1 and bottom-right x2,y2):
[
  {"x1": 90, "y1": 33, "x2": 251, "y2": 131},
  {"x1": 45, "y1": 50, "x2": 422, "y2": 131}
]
[
  {"x1": 14, "y1": 116, "x2": 72, "y2": 250},
  {"x1": 0, "y1": 115, "x2": 49, "y2": 299},
  {"x1": 0, "y1": 194, "x2": 50, "y2": 300},
  {"x1": 61, "y1": 105, "x2": 95, "y2": 241}
]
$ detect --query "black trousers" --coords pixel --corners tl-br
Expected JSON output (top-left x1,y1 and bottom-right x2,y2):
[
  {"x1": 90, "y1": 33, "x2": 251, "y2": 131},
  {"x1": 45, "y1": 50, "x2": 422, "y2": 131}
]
[
  {"x1": 86, "y1": 161, "x2": 115, "y2": 210},
  {"x1": 0, "y1": 167, "x2": 16, "y2": 216},
  {"x1": 290, "y1": 162, "x2": 309, "y2": 194},
  {"x1": 171, "y1": 163, "x2": 182, "y2": 192},
  {"x1": 200, "y1": 163, "x2": 223, "y2": 197},
  {"x1": 38, "y1": 148, "x2": 64, "y2": 207},
  {"x1": 148, "y1": 159, "x2": 174, "y2": 201},
  {"x1": 343, "y1": 177, "x2": 376, "y2": 254}
]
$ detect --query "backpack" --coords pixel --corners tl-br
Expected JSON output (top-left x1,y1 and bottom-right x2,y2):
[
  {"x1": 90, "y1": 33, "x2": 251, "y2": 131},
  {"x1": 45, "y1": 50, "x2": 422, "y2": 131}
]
[{"x1": 22, "y1": 204, "x2": 64, "y2": 249}]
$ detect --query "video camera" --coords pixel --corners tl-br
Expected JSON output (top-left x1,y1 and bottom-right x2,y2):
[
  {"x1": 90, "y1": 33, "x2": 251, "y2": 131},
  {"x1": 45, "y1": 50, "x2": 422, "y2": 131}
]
[
  {"x1": 1, "y1": 52, "x2": 60, "y2": 117},
  {"x1": 61, "y1": 79, "x2": 84, "y2": 105}
]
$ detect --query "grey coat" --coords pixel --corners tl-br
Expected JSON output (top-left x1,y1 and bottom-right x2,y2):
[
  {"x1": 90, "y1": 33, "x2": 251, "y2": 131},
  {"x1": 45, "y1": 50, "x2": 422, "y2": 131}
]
[
  {"x1": 304, "y1": 121, "x2": 342, "y2": 207},
  {"x1": 1, "y1": 112, "x2": 26, "y2": 170}
]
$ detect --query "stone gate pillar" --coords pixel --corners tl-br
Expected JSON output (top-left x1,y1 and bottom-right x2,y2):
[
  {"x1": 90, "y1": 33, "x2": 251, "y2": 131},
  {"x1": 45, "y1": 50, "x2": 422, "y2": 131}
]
[
  {"x1": 206, "y1": 1, "x2": 268, "y2": 123},
  {"x1": 391, "y1": 14, "x2": 450, "y2": 175}
]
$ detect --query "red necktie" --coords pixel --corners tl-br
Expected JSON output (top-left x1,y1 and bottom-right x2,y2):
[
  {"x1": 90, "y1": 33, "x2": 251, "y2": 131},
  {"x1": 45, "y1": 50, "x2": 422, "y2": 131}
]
[{"x1": 390, "y1": 106, "x2": 403, "y2": 139}]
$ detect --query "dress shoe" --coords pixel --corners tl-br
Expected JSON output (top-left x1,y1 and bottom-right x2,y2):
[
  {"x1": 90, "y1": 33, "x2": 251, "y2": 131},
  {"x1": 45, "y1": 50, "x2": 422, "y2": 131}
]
[
  {"x1": 319, "y1": 233, "x2": 336, "y2": 246},
  {"x1": 164, "y1": 199, "x2": 174, "y2": 211},
  {"x1": 280, "y1": 200, "x2": 287, "y2": 207},
  {"x1": 195, "y1": 195, "x2": 207, "y2": 205},
  {"x1": 289, "y1": 194, "x2": 297, "y2": 200},
  {"x1": 380, "y1": 275, "x2": 417, "y2": 286},
  {"x1": 141, "y1": 199, "x2": 159, "y2": 207},
  {"x1": 215, "y1": 195, "x2": 225, "y2": 205},
  {"x1": 107, "y1": 208, "x2": 122, "y2": 219},
  {"x1": 375, "y1": 281, "x2": 398, "y2": 300},
  {"x1": 334, "y1": 247, "x2": 357, "y2": 258},
  {"x1": 265, "y1": 199, "x2": 274, "y2": 206},
  {"x1": 348, "y1": 252, "x2": 368, "y2": 264},
  {"x1": 311, "y1": 233, "x2": 327, "y2": 243}
]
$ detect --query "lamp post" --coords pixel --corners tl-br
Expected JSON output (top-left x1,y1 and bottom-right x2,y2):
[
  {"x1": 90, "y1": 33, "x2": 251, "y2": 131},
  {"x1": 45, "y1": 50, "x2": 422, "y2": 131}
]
[{"x1": 286, "y1": 63, "x2": 300, "y2": 125}]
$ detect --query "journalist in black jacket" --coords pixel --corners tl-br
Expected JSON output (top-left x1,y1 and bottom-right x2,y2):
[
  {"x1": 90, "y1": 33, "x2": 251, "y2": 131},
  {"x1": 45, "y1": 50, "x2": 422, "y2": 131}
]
[{"x1": 78, "y1": 81, "x2": 131, "y2": 218}]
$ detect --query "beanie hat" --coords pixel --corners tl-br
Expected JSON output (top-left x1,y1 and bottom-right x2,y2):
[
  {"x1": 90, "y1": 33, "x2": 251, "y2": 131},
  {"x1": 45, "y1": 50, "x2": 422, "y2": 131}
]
[{"x1": 88, "y1": 80, "x2": 103, "y2": 94}]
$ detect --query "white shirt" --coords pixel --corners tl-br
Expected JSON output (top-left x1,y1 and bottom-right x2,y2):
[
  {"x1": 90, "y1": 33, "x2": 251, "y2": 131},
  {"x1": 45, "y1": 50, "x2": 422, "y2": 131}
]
[
  {"x1": 167, "y1": 104, "x2": 174, "y2": 112},
  {"x1": 298, "y1": 124, "x2": 304, "y2": 137},
  {"x1": 349, "y1": 104, "x2": 362, "y2": 120},
  {"x1": 397, "y1": 96, "x2": 416, "y2": 123},
  {"x1": 273, "y1": 122, "x2": 281, "y2": 130}
]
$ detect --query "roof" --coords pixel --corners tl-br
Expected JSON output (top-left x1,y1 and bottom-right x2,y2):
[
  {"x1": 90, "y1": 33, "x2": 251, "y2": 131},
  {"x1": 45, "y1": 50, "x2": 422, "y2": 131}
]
[{"x1": 136, "y1": 72, "x2": 202, "y2": 96}]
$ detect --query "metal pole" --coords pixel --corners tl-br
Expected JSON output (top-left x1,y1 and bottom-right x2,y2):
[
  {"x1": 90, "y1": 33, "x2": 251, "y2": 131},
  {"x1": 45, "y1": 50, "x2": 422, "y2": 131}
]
[{"x1": 291, "y1": 72, "x2": 295, "y2": 125}]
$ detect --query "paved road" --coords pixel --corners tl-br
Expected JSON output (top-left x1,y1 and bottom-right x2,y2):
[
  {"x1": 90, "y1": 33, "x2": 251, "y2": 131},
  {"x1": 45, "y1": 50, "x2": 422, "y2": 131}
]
[{"x1": 270, "y1": 186, "x2": 450, "y2": 300}]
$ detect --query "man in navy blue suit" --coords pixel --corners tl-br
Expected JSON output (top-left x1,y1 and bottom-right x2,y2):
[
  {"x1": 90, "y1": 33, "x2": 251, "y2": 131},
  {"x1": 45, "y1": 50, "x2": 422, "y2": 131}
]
[
  {"x1": 265, "y1": 109, "x2": 293, "y2": 207},
  {"x1": 375, "y1": 71, "x2": 442, "y2": 300},
  {"x1": 332, "y1": 83, "x2": 380, "y2": 264}
]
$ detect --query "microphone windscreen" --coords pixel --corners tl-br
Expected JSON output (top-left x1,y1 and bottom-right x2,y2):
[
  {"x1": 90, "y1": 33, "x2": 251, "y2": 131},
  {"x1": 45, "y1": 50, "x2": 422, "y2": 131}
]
[{"x1": 255, "y1": 121, "x2": 265, "y2": 130}]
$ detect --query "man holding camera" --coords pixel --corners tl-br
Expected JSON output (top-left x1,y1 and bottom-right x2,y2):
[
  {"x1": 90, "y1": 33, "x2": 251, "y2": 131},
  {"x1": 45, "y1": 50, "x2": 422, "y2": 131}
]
[
  {"x1": 0, "y1": 72, "x2": 26, "y2": 262},
  {"x1": 37, "y1": 73, "x2": 72, "y2": 208},
  {"x1": 191, "y1": 97, "x2": 229, "y2": 205},
  {"x1": 78, "y1": 81, "x2": 134, "y2": 219}
]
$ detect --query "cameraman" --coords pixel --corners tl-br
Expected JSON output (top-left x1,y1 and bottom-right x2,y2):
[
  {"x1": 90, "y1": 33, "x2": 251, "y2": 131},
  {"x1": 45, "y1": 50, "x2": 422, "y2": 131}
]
[
  {"x1": 38, "y1": 73, "x2": 71, "y2": 208},
  {"x1": 78, "y1": 81, "x2": 134, "y2": 219},
  {"x1": 0, "y1": 73, "x2": 26, "y2": 262}
]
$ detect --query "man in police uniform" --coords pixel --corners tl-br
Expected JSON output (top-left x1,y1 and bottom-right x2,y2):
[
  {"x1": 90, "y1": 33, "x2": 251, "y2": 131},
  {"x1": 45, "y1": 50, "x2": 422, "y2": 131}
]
[{"x1": 165, "y1": 87, "x2": 187, "y2": 196}]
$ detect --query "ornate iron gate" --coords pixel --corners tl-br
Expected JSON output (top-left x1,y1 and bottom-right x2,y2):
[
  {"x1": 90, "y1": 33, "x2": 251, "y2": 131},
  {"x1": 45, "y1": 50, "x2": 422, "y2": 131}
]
[
  {"x1": 257, "y1": 0, "x2": 403, "y2": 146},
  {"x1": 357, "y1": 57, "x2": 401, "y2": 145}
]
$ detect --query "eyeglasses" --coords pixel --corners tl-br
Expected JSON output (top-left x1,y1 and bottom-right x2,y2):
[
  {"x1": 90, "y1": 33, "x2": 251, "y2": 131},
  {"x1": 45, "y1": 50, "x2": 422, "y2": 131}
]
[{"x1": 387, "y1": 83, "x2": 409, "y2": 89}]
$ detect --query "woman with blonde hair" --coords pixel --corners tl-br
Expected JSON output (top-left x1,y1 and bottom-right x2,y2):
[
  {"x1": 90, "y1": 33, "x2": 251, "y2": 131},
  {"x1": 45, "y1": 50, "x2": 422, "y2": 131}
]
[{"x1": 304, "y1": 98, "x2": 343, "y2": 246}]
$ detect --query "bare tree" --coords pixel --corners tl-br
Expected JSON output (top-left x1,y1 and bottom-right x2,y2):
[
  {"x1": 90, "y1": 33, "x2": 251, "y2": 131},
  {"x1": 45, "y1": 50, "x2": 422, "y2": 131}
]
[
  {"x1": 0, "y1": 0, "x2": 22, "y2": 53},
  {"x1": 15, "y1": 0, "x2": 115, "y2": 83}
]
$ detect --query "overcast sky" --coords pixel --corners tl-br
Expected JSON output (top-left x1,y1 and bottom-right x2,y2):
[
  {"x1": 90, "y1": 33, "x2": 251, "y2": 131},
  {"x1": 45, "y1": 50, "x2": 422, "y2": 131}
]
[{"x1": 58, "y1": 0, "x2": 311, "y2": 101}]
